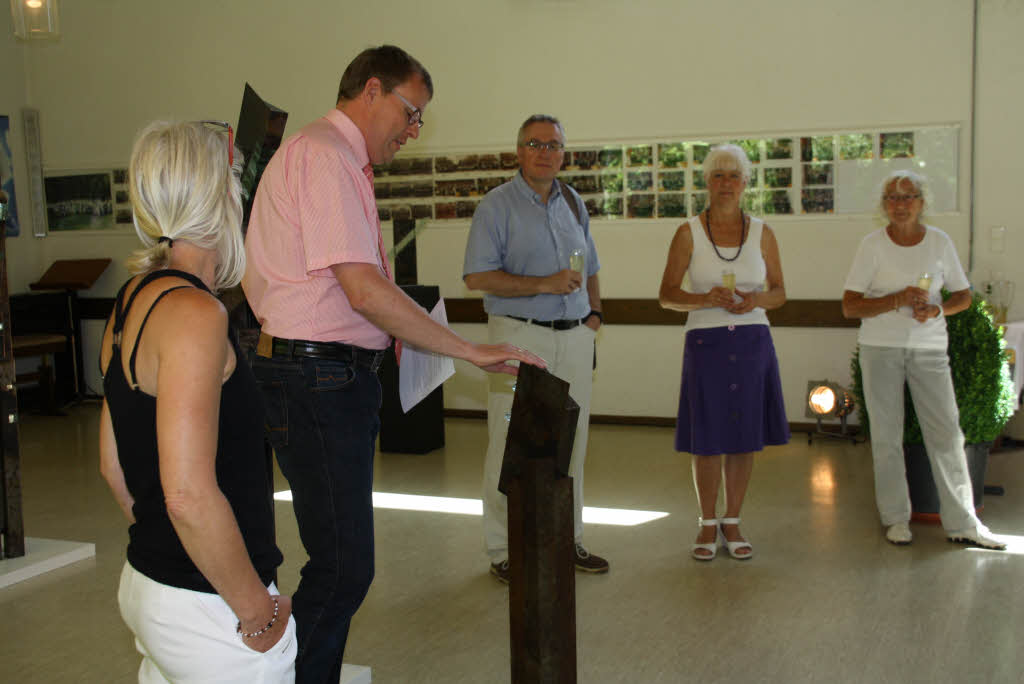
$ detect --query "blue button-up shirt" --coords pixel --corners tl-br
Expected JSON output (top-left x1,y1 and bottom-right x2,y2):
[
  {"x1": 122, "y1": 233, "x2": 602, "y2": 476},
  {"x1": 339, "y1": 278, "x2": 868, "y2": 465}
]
[{"x1": 463, "y1": 173, "x2": 600, "y2": 320}]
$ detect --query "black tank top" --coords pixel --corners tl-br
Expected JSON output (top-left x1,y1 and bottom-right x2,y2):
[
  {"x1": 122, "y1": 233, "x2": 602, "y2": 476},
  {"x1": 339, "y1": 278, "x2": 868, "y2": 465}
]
[{"x1": 103, "y1": 269, "x2": 282, "y2": 592}]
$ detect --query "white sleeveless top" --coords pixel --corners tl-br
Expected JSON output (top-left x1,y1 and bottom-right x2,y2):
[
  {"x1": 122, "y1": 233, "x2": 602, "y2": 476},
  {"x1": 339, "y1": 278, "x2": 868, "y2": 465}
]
[{"x1": 684, "y1": 213, "x2": 770, "y2": 331}]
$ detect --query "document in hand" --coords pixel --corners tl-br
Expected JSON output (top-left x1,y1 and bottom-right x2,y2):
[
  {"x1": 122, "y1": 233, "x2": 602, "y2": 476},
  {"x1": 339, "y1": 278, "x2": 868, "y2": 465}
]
[{"x1": 399, "y1": 299, "x2": 456, "y2": 413}]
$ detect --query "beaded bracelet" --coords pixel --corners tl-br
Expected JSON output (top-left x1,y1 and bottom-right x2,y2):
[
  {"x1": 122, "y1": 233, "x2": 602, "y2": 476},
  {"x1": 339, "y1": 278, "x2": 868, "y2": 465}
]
[{"x1": 237, "y1": 597, "x2": 279, "y2": 639}]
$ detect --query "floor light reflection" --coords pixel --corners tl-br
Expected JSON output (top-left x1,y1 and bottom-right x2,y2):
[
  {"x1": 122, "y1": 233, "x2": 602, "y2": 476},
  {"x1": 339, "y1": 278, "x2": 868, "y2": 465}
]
[
  {"x1": 964, "y1": 533, "x2": 1024, "y2": 556},
  {"x1": 274, "y1": 490, "x2": 668, "y2": 527}
]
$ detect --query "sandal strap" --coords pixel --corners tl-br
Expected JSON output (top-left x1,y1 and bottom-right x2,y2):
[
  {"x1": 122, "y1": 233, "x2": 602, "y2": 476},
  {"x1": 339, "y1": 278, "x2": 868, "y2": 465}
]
[
  {"x1": 698, "y1": 517, "x2": 719, "y2": 526},
  {"x1": 720, "y1": 517, "x2": 741, "y2": 525}
]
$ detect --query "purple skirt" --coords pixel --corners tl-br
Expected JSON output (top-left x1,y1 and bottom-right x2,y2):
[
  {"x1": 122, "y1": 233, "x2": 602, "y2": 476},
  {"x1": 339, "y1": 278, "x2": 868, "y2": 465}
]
[{"x1": 675, "y1": 324, "x2": 790, "y2": 455}]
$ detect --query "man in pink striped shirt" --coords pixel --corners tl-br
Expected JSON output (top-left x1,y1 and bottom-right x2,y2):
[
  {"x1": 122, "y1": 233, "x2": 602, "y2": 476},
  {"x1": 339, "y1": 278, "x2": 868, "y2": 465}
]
[{"x1": 243, "y1": 45, "x2": 543, "y2": 683}]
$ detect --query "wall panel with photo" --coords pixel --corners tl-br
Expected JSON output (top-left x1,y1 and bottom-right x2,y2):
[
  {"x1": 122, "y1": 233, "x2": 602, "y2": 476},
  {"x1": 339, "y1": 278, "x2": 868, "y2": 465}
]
[
  {"x1": 372, "y1": 124, "x2": 959, "y2": 222},
  {"x1": 44, "y1": 170, "x2": 116, "y2": 232},
  {"x1": 0, "y1": 115, "x2": 20, "y2": 237}
]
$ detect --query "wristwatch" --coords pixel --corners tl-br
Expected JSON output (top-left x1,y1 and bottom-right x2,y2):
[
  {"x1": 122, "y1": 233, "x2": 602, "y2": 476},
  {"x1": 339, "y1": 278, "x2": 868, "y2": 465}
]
[{"x1": 586, "y1": 310, "x2": 604, "y2": 324}]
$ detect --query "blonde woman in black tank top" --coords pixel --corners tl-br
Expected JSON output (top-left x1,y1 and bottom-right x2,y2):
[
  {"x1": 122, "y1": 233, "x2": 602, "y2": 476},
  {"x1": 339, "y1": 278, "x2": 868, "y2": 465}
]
[{"x1": 99, "y1": 121, "x2": 295, "y2": 682}]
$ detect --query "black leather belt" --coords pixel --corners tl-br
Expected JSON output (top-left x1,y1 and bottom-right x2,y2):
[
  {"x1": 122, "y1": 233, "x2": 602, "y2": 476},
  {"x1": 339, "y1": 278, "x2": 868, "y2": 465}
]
[
  {"x1": 257, "y1": 333, "x2": 385, "y2": 371},
  {"x1": 508, "y1": 315, "x2": 583, "y2": 331}
]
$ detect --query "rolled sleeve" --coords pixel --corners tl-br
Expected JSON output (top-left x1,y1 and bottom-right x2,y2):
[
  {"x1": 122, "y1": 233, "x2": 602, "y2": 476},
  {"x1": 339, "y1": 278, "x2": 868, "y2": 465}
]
[
  {"x1": 941, "y1": 237, "x2": 970, "y2": 292},
  {"x1": 843, "y1": 237, "x2": 875, "y2": 293},
  {"x1": 463, "y1": 200, "x2": 505, "y2": 278},
  {"x1": 579, "y1": 204, "x2": 601, "y2": 278}
]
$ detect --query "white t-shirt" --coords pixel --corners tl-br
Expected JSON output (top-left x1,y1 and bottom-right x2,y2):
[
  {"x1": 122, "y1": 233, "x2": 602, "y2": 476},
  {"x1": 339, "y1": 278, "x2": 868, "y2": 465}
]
[
  {"x1": 843, "y1": 225, "x2": 970, "y2": 350},
  {"x1": 685, "y1": 215, "x2": 770, "y2": 331}
]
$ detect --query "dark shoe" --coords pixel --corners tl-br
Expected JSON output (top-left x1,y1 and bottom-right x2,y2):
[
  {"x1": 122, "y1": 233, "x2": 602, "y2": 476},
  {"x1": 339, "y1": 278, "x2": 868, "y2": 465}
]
[
  {"x1": 574, "y1": 543, "x2": 609, "y2": 574},
  {"x1": 490, "y1": 560, "x2": 510, "y2": 584}
]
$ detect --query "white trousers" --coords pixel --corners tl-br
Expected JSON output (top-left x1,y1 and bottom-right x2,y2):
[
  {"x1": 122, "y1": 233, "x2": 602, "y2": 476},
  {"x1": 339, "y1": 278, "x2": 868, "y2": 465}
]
[
  {"x1": 859, "y1": 345, "x2": 981, "y2": 533},
  {"x1": 482, "y1": 315, "x2": 596, "y2": 562},
  {"x1": 117, "y1": 563, "x2": 297, "y2": 684}
]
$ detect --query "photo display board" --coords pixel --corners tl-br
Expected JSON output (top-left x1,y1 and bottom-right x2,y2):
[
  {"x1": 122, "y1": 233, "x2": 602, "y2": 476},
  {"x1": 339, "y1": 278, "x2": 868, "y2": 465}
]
[{"x1": 372, "y1": 124, "x2": 959, "y2": 221}]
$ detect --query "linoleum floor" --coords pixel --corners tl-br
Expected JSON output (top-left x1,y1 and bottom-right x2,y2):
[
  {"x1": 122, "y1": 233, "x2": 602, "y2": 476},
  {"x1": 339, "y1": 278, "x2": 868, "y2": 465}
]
[{"x1": 3, "y1": 404, "x2": 1024, "y2": 683}]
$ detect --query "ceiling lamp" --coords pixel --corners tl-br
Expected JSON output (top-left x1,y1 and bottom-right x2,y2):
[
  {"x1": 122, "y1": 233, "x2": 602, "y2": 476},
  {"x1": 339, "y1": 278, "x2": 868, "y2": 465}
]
[{"x1": 10, "y1": 0, "x2": 60, "y2": 40}]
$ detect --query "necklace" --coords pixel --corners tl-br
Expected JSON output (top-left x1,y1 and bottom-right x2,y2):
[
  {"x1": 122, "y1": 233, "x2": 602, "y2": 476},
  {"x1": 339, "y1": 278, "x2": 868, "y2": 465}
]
[{"x1": 705, "y1": 209, "x2": 747, "y2": 262}]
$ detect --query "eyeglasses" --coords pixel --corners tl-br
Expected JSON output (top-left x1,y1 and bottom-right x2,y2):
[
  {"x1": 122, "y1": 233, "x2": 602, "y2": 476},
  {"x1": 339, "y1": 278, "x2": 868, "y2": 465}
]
[
  {"x1": 521, "y1": 139, "x2": 565, "y2": 153},
  {"x1": 883, "y1": 193, "x2": 921, "y2": 203},
  {"x1": 197, "y1": 120, "x2": 235, "y2": 166},
  {"x1": 390, "y1": 91, "x2": 424, "y2": 129}
]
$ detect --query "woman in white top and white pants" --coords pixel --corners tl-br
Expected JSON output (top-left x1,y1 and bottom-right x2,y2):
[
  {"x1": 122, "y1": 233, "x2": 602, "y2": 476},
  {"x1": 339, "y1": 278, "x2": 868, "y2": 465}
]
[{"x1": 842, "y1": 170, "x2": 1003, "y2": 549}]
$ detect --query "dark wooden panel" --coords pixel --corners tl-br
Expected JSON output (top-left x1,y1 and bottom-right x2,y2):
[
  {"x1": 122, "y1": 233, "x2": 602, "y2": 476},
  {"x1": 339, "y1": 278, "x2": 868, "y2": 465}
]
[
  {"x1": 443, "y1": 298, "x2": 855, "y2": 328},
  {"x1": 767, "y1": 300, "x2": 858, "y2": 328},
  {"x1": 603, "y1": 299, "x2": 687, "y2": 326},
  {"x1": 82, "y1": 295, "x2": 856, "y2": 327}
]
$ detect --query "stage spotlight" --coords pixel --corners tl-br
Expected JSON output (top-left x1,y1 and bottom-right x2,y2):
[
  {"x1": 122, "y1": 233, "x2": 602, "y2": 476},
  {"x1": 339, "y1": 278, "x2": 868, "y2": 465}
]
[{"x1": 805, "y1": 380, "x2": 856, "y2": 443}]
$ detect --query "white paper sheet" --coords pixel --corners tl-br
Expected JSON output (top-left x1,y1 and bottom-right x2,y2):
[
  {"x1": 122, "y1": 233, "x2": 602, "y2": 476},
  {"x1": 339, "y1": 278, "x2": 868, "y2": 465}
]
[{"x1": 399, "y1": 299, "x2": 456, "y2": 413}]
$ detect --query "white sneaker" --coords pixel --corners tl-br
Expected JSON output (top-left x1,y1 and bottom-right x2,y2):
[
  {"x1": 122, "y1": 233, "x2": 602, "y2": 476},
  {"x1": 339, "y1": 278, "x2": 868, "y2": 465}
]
[
  {"x1": 947, "y1": 525, "x2": 1006, "y2": 550},
  {"x1": 886, "y1": 522, "x2": 912, "y2": 545}
]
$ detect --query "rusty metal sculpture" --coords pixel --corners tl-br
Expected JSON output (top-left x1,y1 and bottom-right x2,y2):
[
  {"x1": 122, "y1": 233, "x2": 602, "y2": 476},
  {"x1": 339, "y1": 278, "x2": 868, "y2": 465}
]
[{"x1": 499, "y1": 363, "x2": 578, "y2": 684}]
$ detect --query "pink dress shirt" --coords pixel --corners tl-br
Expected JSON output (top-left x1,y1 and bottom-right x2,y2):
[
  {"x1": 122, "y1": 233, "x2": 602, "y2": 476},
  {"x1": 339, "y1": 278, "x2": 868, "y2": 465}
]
[{"x1": 243, "y1": 109, "x2": 393, "y2": 350}]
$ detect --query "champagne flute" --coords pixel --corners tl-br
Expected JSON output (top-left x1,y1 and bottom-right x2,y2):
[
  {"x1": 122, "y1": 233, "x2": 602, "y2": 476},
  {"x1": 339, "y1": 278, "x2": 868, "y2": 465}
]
[
  {"x1": 722, "y1": 268, "x2": 736, "y2": 292},
  {"x1": 917, "y1": 272, "x2": 932, "y2": 313},
  {"x1": 569, "y1": 248, "x2": 585, "y2": 274}
]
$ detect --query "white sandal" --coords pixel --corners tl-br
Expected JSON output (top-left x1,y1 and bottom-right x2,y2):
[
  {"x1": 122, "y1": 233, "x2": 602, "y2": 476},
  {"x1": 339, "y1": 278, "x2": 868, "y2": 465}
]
[
  {"x1": 720, "y1": 517, "x2": 753, "y2": 560},
  {"x1": 692, "y1": 518, "x2": 720, "y2": 561}
]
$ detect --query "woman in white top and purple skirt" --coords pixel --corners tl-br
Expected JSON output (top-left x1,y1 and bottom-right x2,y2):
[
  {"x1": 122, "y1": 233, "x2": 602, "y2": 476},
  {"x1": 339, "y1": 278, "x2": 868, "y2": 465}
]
[{"x1": 659, "y1": 144, "x2": 789, "y2": 561}]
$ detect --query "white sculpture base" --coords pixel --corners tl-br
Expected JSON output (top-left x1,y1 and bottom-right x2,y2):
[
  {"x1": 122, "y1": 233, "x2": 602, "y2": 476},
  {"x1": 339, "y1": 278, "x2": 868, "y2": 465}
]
[
  {"x1": 0, "y1": 537, "x2": 96, "y2": 589},
  {"x1": 341, "y1": 663, "x2": 372, "y2": 683}
]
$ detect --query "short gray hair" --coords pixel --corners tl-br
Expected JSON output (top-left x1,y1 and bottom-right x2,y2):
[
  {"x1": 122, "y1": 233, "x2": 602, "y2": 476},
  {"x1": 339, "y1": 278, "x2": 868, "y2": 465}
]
[
  {"x1": 703, "y1": 143, "x2": 752, "y2": 184},
  {"x1": 516, "y1": 114, "x2": 565, "y2": 146},
  {"x1": 126, "y1": 121, "x2": 245, "y2": 292},
  {"x1": 878, "y1": 169, "x2": 929, "y2": 217}
]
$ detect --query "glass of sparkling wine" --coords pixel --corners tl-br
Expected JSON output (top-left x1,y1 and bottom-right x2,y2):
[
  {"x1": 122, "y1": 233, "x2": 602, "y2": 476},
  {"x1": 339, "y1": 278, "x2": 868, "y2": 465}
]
[
  {"x1": 722, "y1": 269, "x2": 736, "y2": 292},
  {"x1": 917, "y1": 272, "x2": 932, "y2": 290},
  {"x1": 570, "y1": 248, "x2": 585, "y2": 274}
]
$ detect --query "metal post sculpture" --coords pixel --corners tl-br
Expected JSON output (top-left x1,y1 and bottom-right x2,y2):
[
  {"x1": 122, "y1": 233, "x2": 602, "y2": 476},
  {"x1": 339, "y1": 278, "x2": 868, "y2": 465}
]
[
  {"x1": 498, "y1": 363, "x2": 578, "y2": 684},
  {"x1": 0, "y1": 192, "x2": 25, "y2": 558}
]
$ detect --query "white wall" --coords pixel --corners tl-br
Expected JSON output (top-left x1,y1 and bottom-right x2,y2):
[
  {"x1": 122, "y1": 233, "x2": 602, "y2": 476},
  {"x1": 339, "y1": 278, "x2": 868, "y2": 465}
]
[
  {"x1": 1, "y1": 9, "x2": 40, "y2": 292},
  {"x1": 972, "y1": 0, "x2": 1024, "y2": 320},
  {"x1": 8, "y1": 0, "x2": 1013, "y2": 420}
]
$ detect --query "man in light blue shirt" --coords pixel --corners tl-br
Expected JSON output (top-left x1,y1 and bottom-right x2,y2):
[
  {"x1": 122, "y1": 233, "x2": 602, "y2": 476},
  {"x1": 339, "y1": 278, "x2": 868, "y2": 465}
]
[{"x1": 463, "y1": 114, "x2": 607, "y2": 583}]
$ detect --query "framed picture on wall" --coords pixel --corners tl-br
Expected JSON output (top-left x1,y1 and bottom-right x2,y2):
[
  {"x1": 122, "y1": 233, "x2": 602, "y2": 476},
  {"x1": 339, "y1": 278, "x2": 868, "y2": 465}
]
[
  {"x1": 0, "y1": 114, "x2": 20, "y2": 237},
  {"x1": 44, "y1": 170, "x2": 121, "y2": 232}
]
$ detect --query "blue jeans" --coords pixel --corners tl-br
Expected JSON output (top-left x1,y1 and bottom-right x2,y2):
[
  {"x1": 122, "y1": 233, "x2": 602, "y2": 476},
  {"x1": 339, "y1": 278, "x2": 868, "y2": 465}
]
[{"x1": 252, "y1": 353, "x2": 382, "y2": 684}]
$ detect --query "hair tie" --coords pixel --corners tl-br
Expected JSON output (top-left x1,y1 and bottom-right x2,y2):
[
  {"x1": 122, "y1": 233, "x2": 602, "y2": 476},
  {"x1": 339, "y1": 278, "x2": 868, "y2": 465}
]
[{"x1": 158, "y1": 236, "x2": 174, "y2": 248}]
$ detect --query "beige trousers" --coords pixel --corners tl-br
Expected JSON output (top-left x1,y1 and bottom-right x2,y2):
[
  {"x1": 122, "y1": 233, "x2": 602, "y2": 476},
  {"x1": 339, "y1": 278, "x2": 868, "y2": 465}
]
[{"x1": 481, "y1": 315, "x2": 596, "y2": 562}]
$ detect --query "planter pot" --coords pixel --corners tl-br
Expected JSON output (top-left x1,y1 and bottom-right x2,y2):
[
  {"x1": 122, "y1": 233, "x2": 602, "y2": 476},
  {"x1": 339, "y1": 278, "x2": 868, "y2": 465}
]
[{"x1": 904, "y1": 442, "x2": 990, "y2": 521}]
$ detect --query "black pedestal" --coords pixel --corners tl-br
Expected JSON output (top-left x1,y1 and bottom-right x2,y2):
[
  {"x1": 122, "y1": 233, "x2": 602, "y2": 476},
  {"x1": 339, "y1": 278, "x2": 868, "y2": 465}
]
[{"x1": 378, "y1": 285, "x2": 445, "y2": 454}]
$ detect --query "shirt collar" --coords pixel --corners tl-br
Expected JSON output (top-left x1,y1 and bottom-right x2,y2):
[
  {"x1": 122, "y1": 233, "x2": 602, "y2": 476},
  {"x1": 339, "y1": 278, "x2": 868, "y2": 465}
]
[
  {"x1": 513, "y1": 170, "x2": 560, "y2": 204},
  {"x1": 324, "y1": 108, "x2": 370, "y2": 169}
]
